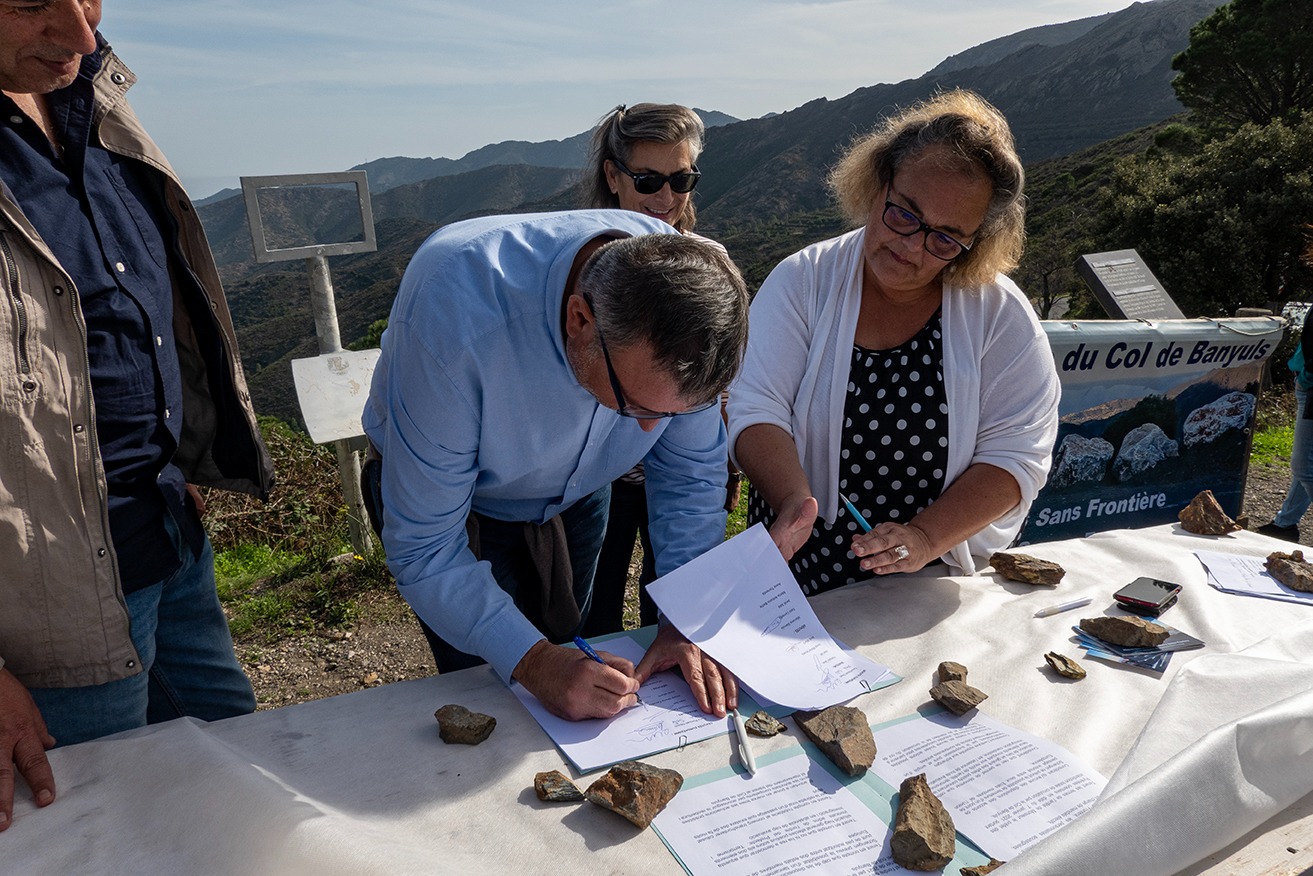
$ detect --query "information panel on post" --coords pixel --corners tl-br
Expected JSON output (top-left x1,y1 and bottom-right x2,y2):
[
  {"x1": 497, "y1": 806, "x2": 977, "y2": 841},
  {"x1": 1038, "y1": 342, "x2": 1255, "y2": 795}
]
[{"x1": 1076, "y1": 249, "x2": 1185, "y2": 320}]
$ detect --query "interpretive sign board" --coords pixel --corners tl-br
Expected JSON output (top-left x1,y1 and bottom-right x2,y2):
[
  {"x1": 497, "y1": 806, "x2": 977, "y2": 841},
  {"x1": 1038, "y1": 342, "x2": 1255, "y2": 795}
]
[
  {"x1": 1018, "y1": 317, "x2": 1285, "y2": 545},
  {"x1": 1077, "y1": 249, "x2": 1184, "y2": 320}
]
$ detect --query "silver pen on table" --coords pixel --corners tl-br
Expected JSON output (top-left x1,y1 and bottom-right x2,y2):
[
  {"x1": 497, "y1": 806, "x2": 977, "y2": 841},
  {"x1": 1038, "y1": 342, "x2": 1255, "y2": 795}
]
[
  {"x1": 730, "y1": 708, "x2": 757, "y2": 776},
  {"x1": 1033, "y1": 597, "x2": 1093, "y2": 618}
]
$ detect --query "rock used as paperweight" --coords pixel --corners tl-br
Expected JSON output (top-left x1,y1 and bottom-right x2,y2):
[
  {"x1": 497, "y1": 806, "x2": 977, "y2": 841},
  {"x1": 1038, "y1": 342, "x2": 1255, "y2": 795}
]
[
  {"x1": 793, "y1": 706, "x2": 876, "y2": 777},
  {"x1": 584, "y1": 760, "x2": 683, "y2": 829},
  {"x1": 937, "y1": 661, "x2": 968, "y2": 683},
  {"x1": 929, "y1": 679, "x2": 988, "y2": 716},
  {"x1": 434, "y1": 704, "x2": 496, "y2": 745},
  {"x1": 744, "y1": 710, "x2": 786, "y2": 737},
  {"x1": 1265, "y1": 550, "x2": 1313, "y2": 593},
  {"x1": 990, "y1": 551, "x2": 1065, "y2": 585},
  {"x1": 960, "y1": 859, "x2": 1007, "y2": 875},
  {"x1": 1178, "y1": 489, "x2": 1242, "y2": 535},
  {"x1": 1044, "y1": 652, "x2": 1087, "y2": 680},
  {"x1": 892, "y1": 773, "x2": 956, "y2": 871},
  {"x1": 1079, "y1": 615, "x2": 1169, "y2": 648},
  {"x1": 534, "y1": 770, "x2": 584, "y2": 803}
]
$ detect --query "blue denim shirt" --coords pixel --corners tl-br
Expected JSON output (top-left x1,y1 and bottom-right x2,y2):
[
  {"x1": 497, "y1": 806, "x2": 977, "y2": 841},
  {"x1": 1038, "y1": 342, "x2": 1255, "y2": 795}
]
[
  {"x1": 0, "y1": 44, "x2": 194, "y2": 589},
  {"x1": 363, "y1": 210, "x2": 730, "y2": 680}
]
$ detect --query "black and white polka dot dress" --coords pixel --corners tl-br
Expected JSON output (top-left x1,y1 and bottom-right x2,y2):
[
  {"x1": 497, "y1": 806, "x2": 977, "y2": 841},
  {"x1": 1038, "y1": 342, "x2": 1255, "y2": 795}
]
[{"x1": 749, "y1": 309, "x2": 949, "y2": 595}]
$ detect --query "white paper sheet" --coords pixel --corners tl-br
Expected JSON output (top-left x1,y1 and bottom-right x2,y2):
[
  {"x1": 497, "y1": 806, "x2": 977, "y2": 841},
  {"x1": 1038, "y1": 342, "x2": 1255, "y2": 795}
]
[
  {"x1": 647, "y1": 523, "x2": 899, "y2": 709},
  {"x1": 653, "y1": 748, "x2": 988, "y2": 875},
  {"x1": 1196, "y1": 549, "x2": 1313, "y2": 605},
  {"x1": 510, "y1": 634, "x2": 734, "y2": 772},
  {"x1": 871, "y1": 711, "x2": 1106, "y2": 860}
]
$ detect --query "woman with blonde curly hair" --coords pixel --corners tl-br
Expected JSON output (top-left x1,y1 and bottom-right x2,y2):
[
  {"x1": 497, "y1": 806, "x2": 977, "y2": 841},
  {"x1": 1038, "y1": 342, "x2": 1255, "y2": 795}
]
[{"x1": 728, "y1": 89, "x2": 1061, "y2": 592}]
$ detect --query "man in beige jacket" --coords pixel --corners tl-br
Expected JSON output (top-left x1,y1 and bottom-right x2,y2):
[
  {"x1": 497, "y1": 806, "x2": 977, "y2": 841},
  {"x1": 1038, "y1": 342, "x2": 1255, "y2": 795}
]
[{"x1": 0, "y1": 0, "x2": 273, "y2": 831}]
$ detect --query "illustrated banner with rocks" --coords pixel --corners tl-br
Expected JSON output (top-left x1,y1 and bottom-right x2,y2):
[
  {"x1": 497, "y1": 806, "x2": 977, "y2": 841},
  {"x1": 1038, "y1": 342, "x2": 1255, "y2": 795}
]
[{"x1": 1019, "y1": 317, "x2": 1285, "y2": 545}]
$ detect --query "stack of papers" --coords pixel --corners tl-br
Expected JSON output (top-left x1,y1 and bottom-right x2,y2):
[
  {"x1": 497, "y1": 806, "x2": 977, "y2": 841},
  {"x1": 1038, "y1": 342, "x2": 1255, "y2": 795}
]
[
  {"x1": 1073, "y1": 623, "x2": 1204, "y2": 672},
  {"x1": 1196, "y1": 549, "x2": 1313, "y2": 606}
]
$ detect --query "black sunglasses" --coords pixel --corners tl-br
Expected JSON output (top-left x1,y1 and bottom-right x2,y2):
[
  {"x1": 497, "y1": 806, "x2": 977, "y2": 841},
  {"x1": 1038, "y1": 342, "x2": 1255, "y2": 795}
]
[
  {"x1": 581, "y1": 291, "x2": 718, "y2": 420},
  {"x1": 611, "y1": 159, "x2": 701, "y2": 195}
]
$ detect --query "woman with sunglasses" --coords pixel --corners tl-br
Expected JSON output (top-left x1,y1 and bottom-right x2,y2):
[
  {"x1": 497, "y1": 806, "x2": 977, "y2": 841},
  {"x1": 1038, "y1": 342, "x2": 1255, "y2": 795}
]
[
  {"x1": 580, "y1": 103, "x2": 738, "y2": 637},
  {"x1": 728, "y1": 90, "x2": 1060, "y2": 593}
]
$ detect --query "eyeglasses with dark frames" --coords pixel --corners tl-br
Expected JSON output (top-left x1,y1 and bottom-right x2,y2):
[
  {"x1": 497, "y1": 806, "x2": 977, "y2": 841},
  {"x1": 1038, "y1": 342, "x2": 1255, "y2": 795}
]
[
  {"x1": 581, "y1": 292, "x2": 718, "y2": 420},
  {"x1": 881, "y1": 200, "x2": 974, "y2": 261},
  {"x1": 610, "y1": 159, "x2": 701, "y2": 195}
]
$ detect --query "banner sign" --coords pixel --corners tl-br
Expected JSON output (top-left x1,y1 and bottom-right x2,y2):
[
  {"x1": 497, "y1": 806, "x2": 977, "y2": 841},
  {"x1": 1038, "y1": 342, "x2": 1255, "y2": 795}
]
[{"x1": 1018, "y1": 317, "x2": 1285, "y2": 545}]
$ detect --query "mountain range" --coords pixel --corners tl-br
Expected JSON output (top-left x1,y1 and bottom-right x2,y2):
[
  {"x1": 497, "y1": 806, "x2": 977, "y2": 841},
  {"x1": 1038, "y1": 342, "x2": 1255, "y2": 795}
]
[{"x1": 199, "y1": 0, "x2": 1225, "y2": 427}]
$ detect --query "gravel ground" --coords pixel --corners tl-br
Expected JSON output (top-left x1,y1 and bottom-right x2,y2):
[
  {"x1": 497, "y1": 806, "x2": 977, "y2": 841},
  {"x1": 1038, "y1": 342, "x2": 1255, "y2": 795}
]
[{"x1": 238, "y1": 461, "x2": 1306, "y2": 710}]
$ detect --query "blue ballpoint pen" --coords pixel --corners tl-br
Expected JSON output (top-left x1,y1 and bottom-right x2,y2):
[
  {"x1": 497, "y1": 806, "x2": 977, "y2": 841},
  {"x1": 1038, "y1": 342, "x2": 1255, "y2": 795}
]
[
  {"x1": 840, "y1": 493, "x2": 873, "y2": 533},
  {"x1": 573, "y1": 635, "x2": 643, "y2": 704}
]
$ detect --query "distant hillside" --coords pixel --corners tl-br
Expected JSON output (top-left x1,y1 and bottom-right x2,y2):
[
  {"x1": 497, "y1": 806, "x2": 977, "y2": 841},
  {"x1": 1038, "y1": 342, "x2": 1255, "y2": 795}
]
[
  {"x1": 204, "y1": 0, "x2": 1224, "y2": 427},
  {"x1": 929, "y1": 13, "x2": 1116, "y2": 74},
  {"x1": 352, "y1": 108, "x2": 739, "y2": 193}
]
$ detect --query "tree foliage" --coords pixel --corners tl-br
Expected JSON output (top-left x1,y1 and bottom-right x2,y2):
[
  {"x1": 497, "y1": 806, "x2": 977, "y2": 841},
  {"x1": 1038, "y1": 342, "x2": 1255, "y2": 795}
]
[
  {"x1": 1097, "y1": 113, "x2": 1313, "y2": 316},
  {"x1": 1172, "y1": 0, "x2": 1313, "y2": 129}
]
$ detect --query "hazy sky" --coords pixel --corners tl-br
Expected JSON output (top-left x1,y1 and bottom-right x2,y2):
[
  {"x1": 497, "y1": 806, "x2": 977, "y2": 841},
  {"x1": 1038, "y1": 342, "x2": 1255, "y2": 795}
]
[{"x1": 106, "y1": 1, "x2": 1139, "y2": 198}]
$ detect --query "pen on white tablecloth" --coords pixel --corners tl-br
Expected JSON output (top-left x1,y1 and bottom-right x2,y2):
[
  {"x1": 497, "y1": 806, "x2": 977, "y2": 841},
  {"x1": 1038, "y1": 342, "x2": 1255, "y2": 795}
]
[
  {"x1": 573, "y1": 635, "x2": 643, "y2": 705},
  {"x1": 840, "y1": 494, "x2": 873, "y2": 533},
  {"x1": 1033, "y1": 597, "x2": 1093, "y2": 618},
  {"x1": 731, "y1": 708, "x2": 757, "y2": 776}
]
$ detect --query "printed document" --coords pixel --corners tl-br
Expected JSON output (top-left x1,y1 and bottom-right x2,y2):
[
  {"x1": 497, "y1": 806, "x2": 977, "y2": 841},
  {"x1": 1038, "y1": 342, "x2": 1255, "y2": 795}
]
[
  {"x1": 1196, "y1": 549, "x2": 1313, "y2": 605},
  {"x1": 647, "y1": 524, "x2": 899, "y2": 709},
  {"x1": 511, "y1": 634, "x2": 743, "y2": 773},
  {"x1": 871, "y1": 711, "x2": 1106, "y2": 860},
  {"x1": 652, "y1": 747, "x2": 993, "y2": 875}
]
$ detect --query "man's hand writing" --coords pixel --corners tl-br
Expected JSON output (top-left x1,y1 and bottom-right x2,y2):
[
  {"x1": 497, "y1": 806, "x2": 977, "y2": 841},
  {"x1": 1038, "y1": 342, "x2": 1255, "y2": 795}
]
[{"x1": 511, "y1": 639, "x2": 639, "y2": 721}]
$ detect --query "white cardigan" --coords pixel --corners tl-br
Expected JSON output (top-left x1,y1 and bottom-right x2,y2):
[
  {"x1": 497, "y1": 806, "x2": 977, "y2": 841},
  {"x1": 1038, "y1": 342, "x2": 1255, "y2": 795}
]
[{"x1": 727, "y1": 227, "x2": 1060, "y2": 575}]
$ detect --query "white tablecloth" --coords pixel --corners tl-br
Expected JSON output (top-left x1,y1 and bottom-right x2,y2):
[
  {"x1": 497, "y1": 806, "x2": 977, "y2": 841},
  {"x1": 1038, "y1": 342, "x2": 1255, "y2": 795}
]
[{"x1": 8, "y1": 525, "x2": 1313, "y2": 874}]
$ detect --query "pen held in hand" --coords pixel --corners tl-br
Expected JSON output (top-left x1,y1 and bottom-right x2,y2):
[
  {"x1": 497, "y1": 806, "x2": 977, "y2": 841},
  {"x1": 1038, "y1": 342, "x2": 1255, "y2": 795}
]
[
  {"x1": 1034, "y1": 597, "x2": 1093, "y2": 618},
  {"x1": 840, "y1": 494, "x2": 873, "y2": 534},
  {"x1": 573, "y1": 635, "x2": 643, "y2": 704}
]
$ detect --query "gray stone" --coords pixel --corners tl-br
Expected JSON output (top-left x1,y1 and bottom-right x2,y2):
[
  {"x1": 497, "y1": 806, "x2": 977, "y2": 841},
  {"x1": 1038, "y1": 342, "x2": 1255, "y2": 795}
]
[
  {"x1": 1049, "y1": 434, "x2": 1114, "y2": 488},
  {"x1": 1113, "y1": 423, "x2": 1179, "y2": 482},
  {"x1": 793, "y1": 706, "x2": 876, "y2": 777},
  {"x1": 1178, "y1": 489, "x2": 1242, "y2": 535},
  {"x1": 929, "y1": 680, "x2": 988, "y2": 716},
  {"x1": 936, "y1": 661, "x2": 968, "y2": 683},
  {"x1": 434, "y1": 704, "x2": 496, "y2": 745},
  {"x1": 534, "y1": 770, "x2": 584, "y2": 803},
  {"x1": 990, "y1": 552, "x2": 1065, "y2": 586},
  {"x1": 1044, "y1": 652, "x2": 1087, "y2": 680},
  {"x1": 891, "y1": 773, "x2": 956, "y2": 871},
  {"x1": 1079, "y1": 615, "x2": 1169, "y2": 648},
  {"x1": 744, "y1": 710, "x2": 786, "y2": 737},
  {"x1": 1265, "y1": 550, "x2": 1313, "y2": 593},
  {"x1": 584, "y1": 760, "x2": 683, "y2": 829}
]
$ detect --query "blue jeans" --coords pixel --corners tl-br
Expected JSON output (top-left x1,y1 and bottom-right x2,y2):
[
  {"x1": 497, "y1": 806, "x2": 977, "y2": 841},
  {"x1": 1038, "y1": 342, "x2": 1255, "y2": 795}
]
[
  {"x1": 1275, "y1": 386, "x2": 1313, "y2": 528},
  {"x1": 27, "y1": 516, "x2": 255, "y2": 747}
]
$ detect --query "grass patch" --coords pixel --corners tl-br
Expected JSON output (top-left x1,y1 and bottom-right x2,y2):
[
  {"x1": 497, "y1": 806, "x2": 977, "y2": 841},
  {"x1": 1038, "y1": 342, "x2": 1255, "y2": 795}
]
[
  {"x1": 1251, "y1": 425, "x2": 1295, "y2": 466},
  {"x1": 217, "y1": 544, "x2": 392, "y2": 642}
]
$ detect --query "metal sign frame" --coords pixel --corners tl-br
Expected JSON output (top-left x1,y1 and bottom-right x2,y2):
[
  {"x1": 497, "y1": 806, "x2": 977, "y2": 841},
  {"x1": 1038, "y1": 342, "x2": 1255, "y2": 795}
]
[{"x1": 240, "y1": 170, "x2": 377, "y2": 264}]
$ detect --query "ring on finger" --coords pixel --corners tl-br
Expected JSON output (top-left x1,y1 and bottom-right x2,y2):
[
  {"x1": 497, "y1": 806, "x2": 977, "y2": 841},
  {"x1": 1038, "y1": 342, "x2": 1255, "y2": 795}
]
[{"x1": 891, "y1": 544, "x2": 910, "y2": 561}]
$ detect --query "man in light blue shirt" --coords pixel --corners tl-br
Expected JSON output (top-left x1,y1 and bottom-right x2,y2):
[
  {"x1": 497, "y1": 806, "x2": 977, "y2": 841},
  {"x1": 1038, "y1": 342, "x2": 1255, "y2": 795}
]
[{"x1": 363, "y1": 210, "x2": 750, "y2": 720}]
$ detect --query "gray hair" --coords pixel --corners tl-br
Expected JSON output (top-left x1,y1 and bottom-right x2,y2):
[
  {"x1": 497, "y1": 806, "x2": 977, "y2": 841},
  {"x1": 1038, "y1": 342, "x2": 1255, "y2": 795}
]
[
  {"x1": 583, "y1": 103, "x2": 706, "y2": 233},
  {"x1": 827, "y1": 89, "x2": 1025, "y2": 285},
  {"x1": 579, "y1": 234, "x2": 748, "y2": 405}
]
